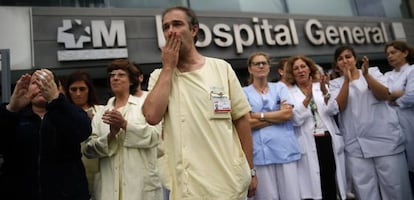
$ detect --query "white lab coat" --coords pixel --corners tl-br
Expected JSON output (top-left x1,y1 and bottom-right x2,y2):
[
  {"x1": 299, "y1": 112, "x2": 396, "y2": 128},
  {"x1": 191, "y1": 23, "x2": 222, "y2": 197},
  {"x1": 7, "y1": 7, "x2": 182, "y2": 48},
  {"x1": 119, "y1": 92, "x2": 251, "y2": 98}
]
[
  {"x1": 329, "y1": 68, "x2": 405, "y2": 158},
  {"x1": 289, "y1": 82, "x2": 347, "y2": 200},
  {"x1": 83, "y1": 95, "x2": 163, "y2": 200},
  {"x1": 385, "y1": 63, "x2": 414, "y2": 172},
  {"x1": 329, "y1": 68, "x2": 410, "y2": 200}
]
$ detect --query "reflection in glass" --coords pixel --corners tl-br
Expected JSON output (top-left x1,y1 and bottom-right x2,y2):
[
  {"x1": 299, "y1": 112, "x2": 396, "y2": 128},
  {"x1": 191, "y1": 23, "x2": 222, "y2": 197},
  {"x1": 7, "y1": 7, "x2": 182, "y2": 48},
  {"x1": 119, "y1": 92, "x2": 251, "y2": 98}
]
[{"x1": 0, "y1": 0, "x2": 411, "y2": 18}]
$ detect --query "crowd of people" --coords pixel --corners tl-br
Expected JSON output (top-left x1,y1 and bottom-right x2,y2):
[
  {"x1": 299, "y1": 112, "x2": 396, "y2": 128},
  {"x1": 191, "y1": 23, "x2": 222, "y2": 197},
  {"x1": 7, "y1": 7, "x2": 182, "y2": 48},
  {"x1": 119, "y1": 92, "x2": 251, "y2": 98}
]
[{"x1": 0, "y1": 6, "x2": 413, "y2": 200}]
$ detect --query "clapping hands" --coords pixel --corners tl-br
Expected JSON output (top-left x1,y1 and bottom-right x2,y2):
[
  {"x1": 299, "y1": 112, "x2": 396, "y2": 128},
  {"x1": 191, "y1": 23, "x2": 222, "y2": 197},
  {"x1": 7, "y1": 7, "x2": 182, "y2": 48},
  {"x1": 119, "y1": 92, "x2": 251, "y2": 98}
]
[
  {"x1": 361, "y1": 56, "x2": 369, "y2": 76},
  {"x1": 103, "y1": 109, "x2": 127, "y2": 140}
]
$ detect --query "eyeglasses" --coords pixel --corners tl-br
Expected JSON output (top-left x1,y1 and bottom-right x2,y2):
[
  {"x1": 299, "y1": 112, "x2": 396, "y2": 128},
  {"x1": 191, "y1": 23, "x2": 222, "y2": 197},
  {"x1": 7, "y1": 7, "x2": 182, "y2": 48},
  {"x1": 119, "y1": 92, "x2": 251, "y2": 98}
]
[
  {"x1": 69, "y1": 87, "x2": 88, "y2": 92},
  {"x1": 251, "y1": 61, "x2": 268, "y2": 67},
  {"x1": 109, "y1": 72, "x2": 128, "y2": 78}
]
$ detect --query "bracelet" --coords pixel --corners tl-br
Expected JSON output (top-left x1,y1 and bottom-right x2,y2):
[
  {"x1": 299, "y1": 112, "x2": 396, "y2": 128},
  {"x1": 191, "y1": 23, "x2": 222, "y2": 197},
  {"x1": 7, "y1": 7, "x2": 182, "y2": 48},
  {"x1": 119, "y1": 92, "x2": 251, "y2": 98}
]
[
  {"x1": 259, "y1": 112, "x2": 265, "y2": 121},
  {"x1": 324, "y1": 93, "x2": 331, "y2": 99}
]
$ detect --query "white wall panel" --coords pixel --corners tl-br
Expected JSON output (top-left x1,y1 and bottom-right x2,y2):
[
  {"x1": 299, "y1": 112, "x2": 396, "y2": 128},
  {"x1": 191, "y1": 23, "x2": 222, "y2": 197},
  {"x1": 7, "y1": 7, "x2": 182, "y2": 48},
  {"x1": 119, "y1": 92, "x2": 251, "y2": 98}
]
[{"x1": 0, "y1": 7, "x2": 32, "y2": 70}]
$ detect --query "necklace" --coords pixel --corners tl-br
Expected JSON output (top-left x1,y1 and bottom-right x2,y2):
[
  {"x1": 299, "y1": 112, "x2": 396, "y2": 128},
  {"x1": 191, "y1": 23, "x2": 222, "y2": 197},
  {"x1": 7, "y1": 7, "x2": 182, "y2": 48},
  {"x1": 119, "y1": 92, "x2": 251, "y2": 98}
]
[{"x1": 254, "y1": 85, "x2": 268, "y2": 94}]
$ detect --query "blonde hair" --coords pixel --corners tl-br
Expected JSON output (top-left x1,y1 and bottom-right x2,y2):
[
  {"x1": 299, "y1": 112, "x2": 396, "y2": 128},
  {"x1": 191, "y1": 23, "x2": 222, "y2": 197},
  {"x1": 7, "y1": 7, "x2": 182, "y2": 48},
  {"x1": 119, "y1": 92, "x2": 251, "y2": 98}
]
[{"x1": 246, "y1": 51, "x2": 271, "y2": 85}]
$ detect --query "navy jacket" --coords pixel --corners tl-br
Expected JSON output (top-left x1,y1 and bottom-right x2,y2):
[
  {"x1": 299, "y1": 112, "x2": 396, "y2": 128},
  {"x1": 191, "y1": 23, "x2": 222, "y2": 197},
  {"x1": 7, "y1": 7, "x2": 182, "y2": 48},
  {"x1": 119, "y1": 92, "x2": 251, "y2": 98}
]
[{"x1": 0, "y1": 94, "x2": 91, "y2": 200}]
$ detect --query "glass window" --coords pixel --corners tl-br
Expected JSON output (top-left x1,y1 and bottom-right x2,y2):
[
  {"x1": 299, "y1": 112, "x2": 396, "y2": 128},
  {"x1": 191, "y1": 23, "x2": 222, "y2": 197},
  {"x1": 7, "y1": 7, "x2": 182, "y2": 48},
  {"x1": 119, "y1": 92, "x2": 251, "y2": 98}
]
[
  {"x1": 190, "y1": 0, "x2": 412, "y2": 18},
  {"x1": 287, "y1": 0, "x2": 354, "y2": 16},
  {"x1": 239, "y1": 0, "x2": 286, "y2": 13},
  {"x1": 107, "y1": 0, "x2": 178, "y2": 8},
  {"x1": 382, "y1": 0, "x2": 402, "y2": 18},
  {"x1": 354, "y1": 0, "x2": 386, "y2": 17},
  {"x1": 0, "y1": 0, "x2": 184, "y2": 8},
  {"x1": 189, "y1": 0, "x2": 241, "y2": 12},
  {"x1": 189, "y1": 0, "x2": 355, "y2": 16},
  {"x1": 353, "y1": 0, "x2": 411, "y2": 18},
  {"x1": 189, "y1": 0, "x2": 286, "y2": 13},
  {"x1": 0, "y1": 0, "x2": 411, "y2": 18}
]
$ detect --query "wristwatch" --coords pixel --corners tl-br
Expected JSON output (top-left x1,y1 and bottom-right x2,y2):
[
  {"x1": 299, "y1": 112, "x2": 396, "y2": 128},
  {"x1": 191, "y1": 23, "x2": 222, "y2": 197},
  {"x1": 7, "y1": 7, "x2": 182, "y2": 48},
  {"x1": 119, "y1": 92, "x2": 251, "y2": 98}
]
[
  {"x1": 324, "y1": 93, "x2": 331, "y2": 99},
  {"x1": 259, "y1": 112, "x2": 265, "y2": 121},
  {"x1": 251, "y1": 168, "x2": 257, "y2": 177}
]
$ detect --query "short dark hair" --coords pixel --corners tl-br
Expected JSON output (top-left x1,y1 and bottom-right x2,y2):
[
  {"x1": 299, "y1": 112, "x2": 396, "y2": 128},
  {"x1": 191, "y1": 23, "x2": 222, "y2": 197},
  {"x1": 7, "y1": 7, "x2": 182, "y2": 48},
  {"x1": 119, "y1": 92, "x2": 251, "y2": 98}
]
[
  {"x1": 162, "y1": 6, "x2": 199, "y2": 43},
  {"x1": 334, "y1": 45, "x2": 356, "y2": 63},
  {"x1": 132, "y1": 62, "x2": 143, "y2": 77}
]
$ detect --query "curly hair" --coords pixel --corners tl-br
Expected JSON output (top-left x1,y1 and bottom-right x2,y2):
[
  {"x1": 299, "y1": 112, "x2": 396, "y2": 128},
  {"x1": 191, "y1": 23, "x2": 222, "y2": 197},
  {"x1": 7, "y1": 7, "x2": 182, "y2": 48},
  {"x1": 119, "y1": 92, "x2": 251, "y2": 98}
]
[{"x1": 284, "y1": 55, "x2": 320, "y2": 85}]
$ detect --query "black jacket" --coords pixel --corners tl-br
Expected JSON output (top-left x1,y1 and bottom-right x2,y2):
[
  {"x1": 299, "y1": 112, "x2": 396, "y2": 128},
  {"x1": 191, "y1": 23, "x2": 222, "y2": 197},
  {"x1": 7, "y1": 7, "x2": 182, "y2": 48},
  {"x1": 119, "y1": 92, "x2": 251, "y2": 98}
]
[{"x1": 0, "y1": 94, "x2": 91, "y2": 200}]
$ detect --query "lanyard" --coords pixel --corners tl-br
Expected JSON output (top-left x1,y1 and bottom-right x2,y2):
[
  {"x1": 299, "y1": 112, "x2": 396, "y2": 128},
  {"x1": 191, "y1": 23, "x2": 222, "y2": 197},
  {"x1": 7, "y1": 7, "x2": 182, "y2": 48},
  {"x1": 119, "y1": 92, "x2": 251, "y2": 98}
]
[
  {"x1": 299, "y1": 87, "x2": 318, "y2": 133},
  {"x1": 309, "y1": 97, "x2": 318, "y2": 133}
]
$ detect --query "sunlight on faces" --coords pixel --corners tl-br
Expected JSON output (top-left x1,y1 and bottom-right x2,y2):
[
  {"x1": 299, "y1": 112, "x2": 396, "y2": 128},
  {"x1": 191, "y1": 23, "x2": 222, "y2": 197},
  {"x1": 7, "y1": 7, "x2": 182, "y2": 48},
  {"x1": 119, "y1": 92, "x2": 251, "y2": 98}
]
[{"x1": 69, "y1": 80, "x2": 89, "y2": 108}]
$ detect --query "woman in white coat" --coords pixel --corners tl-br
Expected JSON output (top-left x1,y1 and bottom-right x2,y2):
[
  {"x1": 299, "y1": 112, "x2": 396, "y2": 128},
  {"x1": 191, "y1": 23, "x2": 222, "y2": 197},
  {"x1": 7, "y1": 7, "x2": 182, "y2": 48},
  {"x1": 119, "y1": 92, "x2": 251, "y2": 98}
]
[
  {"x1": 384, "y1": 40, "x2": 414, "y2": 194},
  {"x1": 83, "y1": 59, "x2": 163, "y2": 200},
  {"x1": 284, "y1": 55, "x2": 347, "y2": 200},
  {"x1": 330, "y1": 45, "x2": 412, "y2": 200}
]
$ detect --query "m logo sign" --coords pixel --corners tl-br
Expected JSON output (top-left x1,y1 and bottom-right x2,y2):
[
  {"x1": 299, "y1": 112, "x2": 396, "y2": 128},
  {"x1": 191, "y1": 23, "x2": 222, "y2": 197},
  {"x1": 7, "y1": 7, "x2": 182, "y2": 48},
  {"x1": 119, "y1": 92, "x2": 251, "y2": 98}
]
[{"x1": 57, "y1": 19, "x2": 128, "y2": 61}]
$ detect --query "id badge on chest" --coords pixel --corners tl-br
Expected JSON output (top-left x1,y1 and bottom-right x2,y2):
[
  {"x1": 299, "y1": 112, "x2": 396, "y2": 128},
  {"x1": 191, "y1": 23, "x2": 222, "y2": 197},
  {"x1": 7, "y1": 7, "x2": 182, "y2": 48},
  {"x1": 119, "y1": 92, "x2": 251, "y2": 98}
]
[
  {"x1": 211, "y1": 94, "x2": 231, "y2": 113},
  {"x1": 210, "y1": 86, "x2": 231, "y2": 113},
  {"x1": 209, "y1": 87, "x2": 232, "y2": 119}
]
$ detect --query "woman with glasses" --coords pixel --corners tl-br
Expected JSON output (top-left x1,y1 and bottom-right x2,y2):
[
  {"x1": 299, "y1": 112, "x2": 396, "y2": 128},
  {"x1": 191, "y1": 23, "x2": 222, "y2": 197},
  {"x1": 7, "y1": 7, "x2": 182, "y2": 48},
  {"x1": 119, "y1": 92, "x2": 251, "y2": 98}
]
[
  {"x1": 65, "y1": 70, "x2": 104, "y2": 200},
  {"x1": 243, "y1": 52, "x2": 301, "y2": 200},
  {"x1": 83, "y1": 59, "x2": 163, "y2": 200}
]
